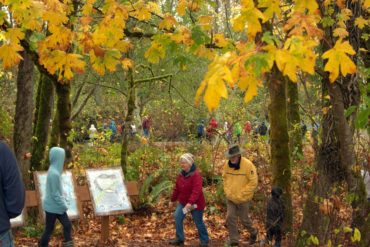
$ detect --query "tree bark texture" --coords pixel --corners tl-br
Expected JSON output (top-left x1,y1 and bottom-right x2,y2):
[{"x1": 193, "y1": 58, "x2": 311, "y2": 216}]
[
  {"x1": 286, "y1": 79, "x2": 302, "y2": 159},
  {"x1": 55, "y1": 82, "x2": 73, "y2": 163},
  {"x1": 31, "y1": 73, "x2": 54, "y2": 171},
  {"x1": 268, "y1": 66, "x2": 293, "y2": 232},
  {"x1": 13, "y1": 51, "x2": 34, "y2": 187},
  {"x1": 121, "y1": 69, "x2": 135, "y2": 175}
]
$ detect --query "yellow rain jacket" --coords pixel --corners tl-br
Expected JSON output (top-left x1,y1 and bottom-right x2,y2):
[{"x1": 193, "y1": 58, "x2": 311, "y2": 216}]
[{"x1": 223, "y1": 157, "x2": 258, "y2": 204}]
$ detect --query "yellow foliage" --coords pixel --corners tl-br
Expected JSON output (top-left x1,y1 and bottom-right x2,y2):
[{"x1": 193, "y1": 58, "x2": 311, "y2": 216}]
[
  {"x1": 121, "y1": 58, "x2": 134, "y2": 71},
  {"x1": 214, "y1": 34, "x2": 229, "y2": 48},
  {"x1": 232, "y1": 2, "x2": 265, "y2": 39},
  {"x1": 170, "y1": 26, "x2": 193, "y2": 45},
  {"x1": 258, "y1": 0, "x2": 281, "y2": 19},
  {"x1": 355, "y1": 16, "x2": 369, "y2": 29},
  {"x1": 284, "y1": 13, "x2": 323, "y2": 38},
  {"x1": 176, "y1": 0, "x2": 187, "y2": 16},
  {"x1": 322, "y1": 39, "x2": 356, "y2": 82},
  {"x1": 159, "y1": 15, "x2": 178, "y2": 30},
  {"x1": 294, "y1": 0, "x2": 318, "y2": 13},
  {"x1": 144, "y1": 41, "x2": 166, "y2": 64},
  {"x1": 0, "y1": 44, "x2": 23, "y2": 69},
  {"x1": 198, "y1": 15, "x2": 213, "y2": 31},
  {"x1": 41, "y1": 50, "x2": 85, "y2": 80},
  {"x1": 364, "y1": 0, "x2": 370, "y2": 9},
  {"x1": 333, "y1": 27, "x2": 348, "y2": 38},
  {"x1": 195, "y1": 53, "x2": 233, "y2": 111}
]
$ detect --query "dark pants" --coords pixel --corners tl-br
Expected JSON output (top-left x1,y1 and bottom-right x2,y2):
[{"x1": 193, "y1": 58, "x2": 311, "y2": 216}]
[
  {"x1": 267, "y1": 225, "x2": 282, "y2": 244},
  {"x1": 40, "y1": 211, "x2": 72, "y2": 246}
]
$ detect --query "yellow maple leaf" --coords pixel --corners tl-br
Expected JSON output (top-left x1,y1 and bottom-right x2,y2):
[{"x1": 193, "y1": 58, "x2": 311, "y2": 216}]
[
  {"x1": 198, "y1": 15, "x2": 213, "y2": 31},
  {"x1": 177, "y1": 0, "x2": 187, "y2": 16},
  {"x1": 131, "y1": 1, "x2": 151, "y2": 21},
  {"x1": 214, "y1": 33, "x2": 229, "y2": 47},
  {"x1": 232, "y1": 7, "x2": 265, "y2": 38},
  {"x1": 144, "y1": 41, "x2": 165, "y2": 64},
  {"x1": 258, "y1": 0, "x2": 281, "y2": 19},
  {"x1": 121, "y1": 58, "x2": 133, "y2": 71},
  {"x1": 363, "y1": 0, "x2": 370, "y2": 9},
  {"x1": 89, "y1": 50, "x2": 105, "y2": 75},
  {"x1": 333, "y1": 27, "x2": 349, "y2": 38},
  {"x1": 195, "y1": 53, "x2": 233, "y2": 111},
  {"x1": 355, "y1": 16, "x2": 368, "y2": 29},
  {"x1": 159, "y1": 15, "x2": 178, "y2": 30},
  {"x1": 322, "y1": 39, "x2": 356, "y2": 82},
  {"x1": 147, "y1": 2, "x2": 161, "y2": 15},
  {"x1": 4, "y1": 28, "x2": 24, "y2": 43},
  {"x1": 294, "y1": 0, "x2": 318, "y2": 13},
  {"x1": 0, "y1": 43, "x2": 23, "y2": 69},
  {"x1": 103, "y1": 50, "x2": 121, "y2": 72},
  {"x1": 43, "y1": 11, "x2": 68, "y2": 26}
]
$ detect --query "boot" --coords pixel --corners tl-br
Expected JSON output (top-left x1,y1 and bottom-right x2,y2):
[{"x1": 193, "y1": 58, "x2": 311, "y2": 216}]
[
  {"x1": 62, "y1": 240, "x2": 74, "y2": 247},
  {"x1": 169, "y1": 239, "x2": 184, "y2": 246}
]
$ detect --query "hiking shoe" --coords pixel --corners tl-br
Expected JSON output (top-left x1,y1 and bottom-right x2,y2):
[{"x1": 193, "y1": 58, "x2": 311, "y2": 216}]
[
  {"x1": 62, "y1": 241, "x2": 74, "y2": 247},
  {"x1": 169, "y1": 239, "x2": 184, "y2": 246}
]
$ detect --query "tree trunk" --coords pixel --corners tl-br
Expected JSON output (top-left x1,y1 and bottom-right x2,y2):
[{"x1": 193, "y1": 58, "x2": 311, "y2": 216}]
[
  {"x1": 286, "y1": 79, "x2": 302, "y2": 159},
  {"x1": 268, "y1": 65, "x2": 293, "y2": 233},
  {"x1": 49, "y1": 109, "x2": 59, "y2": 148},
  {"x1": 31, "y1": 73, "x2": 54, "y2": 171},
  {"x1": 55, "y1": 82, "x2": 73, "y2": 163},
  {"x1": 13, "y1": 51, "x2": 34, "y2": 187},
  {"x1": 33, "y1": 72, "x2": 42, "y2": 135},
  {"x1": 121, "y1": 69, "x2": 135, "y2": 175}
]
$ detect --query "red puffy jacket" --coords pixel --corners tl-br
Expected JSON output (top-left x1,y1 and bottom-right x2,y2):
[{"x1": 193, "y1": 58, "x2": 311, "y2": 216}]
[{"x1": 171, "y1": 168, "x2": 206, "y2": 211}]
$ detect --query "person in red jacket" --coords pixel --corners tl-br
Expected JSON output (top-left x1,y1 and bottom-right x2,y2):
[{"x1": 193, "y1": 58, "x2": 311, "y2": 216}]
[{"x1": 169, "y1": 153, "x2": 209, "y2": 246}]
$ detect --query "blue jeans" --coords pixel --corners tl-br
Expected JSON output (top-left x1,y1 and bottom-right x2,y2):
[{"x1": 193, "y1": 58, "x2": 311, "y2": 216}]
[
  {"x1": 174, "y1": 204, "x2": 209, "y2": 244},
  {"x1": 0, "y1": 229, "x2": 14, "y2": 247},
  {"x1": 143, "y1": 128, "x2": 149, "y2": 137}
]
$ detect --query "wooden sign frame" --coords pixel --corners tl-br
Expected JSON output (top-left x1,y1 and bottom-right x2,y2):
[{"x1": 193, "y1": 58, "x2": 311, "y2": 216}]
[
  {"x1": 85, "y1": 167, "x2": 133, "y2": 217},
  {"x1": 34, "y1": 170, "x2": 81, "y2": 221}
]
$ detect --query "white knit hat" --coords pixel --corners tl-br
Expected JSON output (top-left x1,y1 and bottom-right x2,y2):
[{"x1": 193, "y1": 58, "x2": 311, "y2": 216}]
[{"x1": 179, "y1": 153, "x2": 194, "y2": 165}]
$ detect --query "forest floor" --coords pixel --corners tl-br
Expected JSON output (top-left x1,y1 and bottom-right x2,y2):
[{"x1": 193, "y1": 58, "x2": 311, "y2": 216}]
[{"x1": 12, "y1": 142, "x2": 352, "y2": 246}]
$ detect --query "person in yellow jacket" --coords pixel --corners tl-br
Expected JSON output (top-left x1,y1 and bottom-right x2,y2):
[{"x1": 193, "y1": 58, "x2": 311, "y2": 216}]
[{"x1": 223, "y1": 144, "x2": 258, "y2": 246}]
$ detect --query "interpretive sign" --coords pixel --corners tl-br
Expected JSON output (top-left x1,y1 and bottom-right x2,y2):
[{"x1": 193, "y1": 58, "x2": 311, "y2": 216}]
[{"x1": 86, "y1": 167, "x2": 132, "y2": 216}]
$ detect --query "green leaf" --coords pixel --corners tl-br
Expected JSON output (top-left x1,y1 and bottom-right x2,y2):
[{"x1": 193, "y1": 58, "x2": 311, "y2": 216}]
[
  {"x1": 321, "y1": 16, "x2": 335, "y2": 27},
  {"x1": 355, "y1": 108, "x2": 370, "y2": 129},
  {"x1": 244, "y1": 53, "x2": 269, "y2": 78},
  {"x1": 343, "y1": 226, "x2": 353, "y2": 233},
  {"x1": 191, "y1": 26, "x2": 210, "y2": 45},
  {"x1": 351, "y1": 228, "x2": 361, "y2": 242},
  {"x1": 307, "y1": 235, "x2": 319, "y2": 245},
  {"x1": 344, "y1": 105, "x2": 357, "y2": 117}
]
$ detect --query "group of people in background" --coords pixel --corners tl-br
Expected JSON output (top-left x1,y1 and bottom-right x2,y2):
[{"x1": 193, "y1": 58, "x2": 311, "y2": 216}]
[
  {"x1": 196, "y1": 117, "x2": 269, "y2": 144},
  {"x1": 86, "y1": 115, "x2": 152, "y2": 144}
]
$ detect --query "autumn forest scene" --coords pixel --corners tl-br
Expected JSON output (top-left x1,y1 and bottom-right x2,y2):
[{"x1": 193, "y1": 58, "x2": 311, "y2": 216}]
[{"x1": 0, "y1": 0, "x2": 369, "y2": 246}]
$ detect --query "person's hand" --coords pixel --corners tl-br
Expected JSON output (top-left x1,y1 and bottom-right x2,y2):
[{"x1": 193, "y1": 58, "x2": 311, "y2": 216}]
[{"x1": 185, "y1": 203, "x2": 192, "y2": 210}]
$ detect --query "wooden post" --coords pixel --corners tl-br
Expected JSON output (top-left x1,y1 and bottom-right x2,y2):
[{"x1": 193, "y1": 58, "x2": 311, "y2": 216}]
[{"x1": 100, "y1": 216, "x2": 110, "y2": 243}]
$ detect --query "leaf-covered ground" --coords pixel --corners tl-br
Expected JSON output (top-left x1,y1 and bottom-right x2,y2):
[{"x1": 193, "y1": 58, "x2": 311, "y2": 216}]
[{"x1": 13, "y1": 144, "x2": 352, "y2": 246}]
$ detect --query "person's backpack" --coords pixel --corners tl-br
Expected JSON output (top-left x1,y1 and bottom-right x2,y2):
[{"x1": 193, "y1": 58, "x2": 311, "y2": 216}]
[{"x1": 197, "y1": 124, "x2": 204, "y2": 135}]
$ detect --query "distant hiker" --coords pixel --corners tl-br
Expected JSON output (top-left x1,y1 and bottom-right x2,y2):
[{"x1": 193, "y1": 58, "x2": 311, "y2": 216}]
[
  {"x1": 40, "y1": 147, "x2": 74, "y2": 247},
  {"x1": 223, "y1": 144, "x2": 258, "y2": 246},
  {"x1": 142, "y1": 116, "x2": 151, "y2": 138},
  {"x1": 196, "y1": 120, "x2": 205, "y2": 143},
  {"x1": 109, "y1": 119, "x2": 117, "y2": 143},
  {"x1": 130, "y1": 123, "x2": 137, "y2": 138},
  {"x1": 224, "y1": 121, "x2": 232, "y2": 143},
  {"x1": 260, "y1": 187, "x2": 285, "y2": 247},
  {"x1": 169, "y1": 153, "x2": 209, "y2": 246},
  {"x1": 233, "y1": 122, "x2": 242, "y2": 144},
  {"x1": 244, "y1": 121, "x2": 252, "y2": 134},
  {"x1": 206, "y1": 118, "x2": 218, "y2": 142},
  {"x1": 0, "y1": 141, "x2": 25, "y2": 247},
  {"x1": 258, "y1": 122, "x2": 268, "y2": 136},
  {"x1": 89, "y1": 124, "x2": 97, "y2": 141}
]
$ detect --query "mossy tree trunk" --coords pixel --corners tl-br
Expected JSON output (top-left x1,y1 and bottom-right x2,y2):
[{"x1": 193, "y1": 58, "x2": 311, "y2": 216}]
[
  {"x1": 286, "y1": 79, "x2": 302, "y2": 160},
  {"x1": 31, "y1": 73, "x2": 54, "y2": 171},
  {"x1": 121, "y1": 69, "x2": 135, "y2": 175},
  {"x1": 55, "y1": 82, "x2": 73, "y2": 163},
  {"x1": 268, "y1": 65, "x2": 293, "y2": 233},
  {"x1": 13, "y1": 51, "x2": 34, "y2": 187}
]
